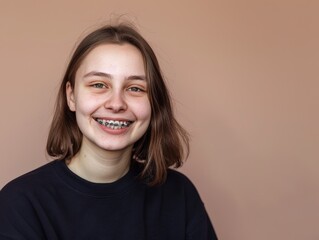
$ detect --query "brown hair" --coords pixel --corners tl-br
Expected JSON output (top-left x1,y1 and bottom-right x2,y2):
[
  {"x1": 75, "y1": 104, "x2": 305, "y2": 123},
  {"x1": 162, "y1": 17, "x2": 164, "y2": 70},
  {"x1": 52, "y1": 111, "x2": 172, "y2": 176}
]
[{"x1": 46, "y1": 23, "x2": 189, "y2": 185}]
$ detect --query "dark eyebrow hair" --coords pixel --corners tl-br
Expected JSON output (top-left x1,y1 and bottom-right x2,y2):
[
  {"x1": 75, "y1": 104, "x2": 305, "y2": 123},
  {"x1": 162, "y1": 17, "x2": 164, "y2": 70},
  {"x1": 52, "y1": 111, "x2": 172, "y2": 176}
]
[
  {"x1": 83, "y1": 71, "x2": 146, "y2": 81},
  {"x1": 127, "y1": 75, "x2": 147, "y2": 81},
  {"x1": 83, "y1": 71, "x2": 113, "y2": 79}
]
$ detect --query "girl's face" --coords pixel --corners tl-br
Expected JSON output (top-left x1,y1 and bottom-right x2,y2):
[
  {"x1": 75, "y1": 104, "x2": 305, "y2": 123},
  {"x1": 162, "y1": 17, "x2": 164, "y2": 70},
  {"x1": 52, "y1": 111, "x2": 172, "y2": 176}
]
[{"x1": 66, "y1": 43, "x2": 151, "y2": 154}]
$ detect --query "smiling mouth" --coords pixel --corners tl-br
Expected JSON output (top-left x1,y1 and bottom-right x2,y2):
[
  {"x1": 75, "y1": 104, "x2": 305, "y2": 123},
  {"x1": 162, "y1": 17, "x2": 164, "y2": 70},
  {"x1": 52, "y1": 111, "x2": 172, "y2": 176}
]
[{"x1": 95, "y1": 118, "x2": 133, "y2": 129}]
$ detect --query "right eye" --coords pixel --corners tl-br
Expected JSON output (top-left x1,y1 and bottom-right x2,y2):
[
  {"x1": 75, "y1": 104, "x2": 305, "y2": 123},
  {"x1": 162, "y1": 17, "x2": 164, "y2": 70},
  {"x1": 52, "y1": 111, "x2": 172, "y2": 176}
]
[{"x1": 92, "y1": 83, "x2": 106, "y2": 88}]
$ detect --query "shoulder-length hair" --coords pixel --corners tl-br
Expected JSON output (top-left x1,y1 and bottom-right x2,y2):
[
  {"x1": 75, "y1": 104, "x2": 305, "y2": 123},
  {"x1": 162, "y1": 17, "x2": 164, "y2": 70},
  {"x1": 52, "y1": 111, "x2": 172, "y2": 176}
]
[{"x1": 47, "y1": 23, "x2": 189, "y2": 186}]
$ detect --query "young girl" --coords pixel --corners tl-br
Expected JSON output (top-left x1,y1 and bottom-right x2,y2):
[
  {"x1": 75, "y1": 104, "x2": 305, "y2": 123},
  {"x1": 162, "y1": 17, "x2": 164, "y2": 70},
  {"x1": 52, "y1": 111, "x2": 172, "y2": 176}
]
[{"x1": 0, "y1": 23, "x2": 218, "y2": 239}]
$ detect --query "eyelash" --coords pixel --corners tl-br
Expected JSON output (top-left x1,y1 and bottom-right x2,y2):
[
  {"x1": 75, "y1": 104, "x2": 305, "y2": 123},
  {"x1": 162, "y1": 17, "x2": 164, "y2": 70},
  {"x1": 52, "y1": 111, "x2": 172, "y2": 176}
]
[
  {"x1": 90, "y1": 83, "x2": 146, "y2": 93},
  {"x1": 92, "y1": 83, "x2": 106, "y2": 88},
  {"x1": 128, "y1": 86, "x2": 144, "y2": 92}
]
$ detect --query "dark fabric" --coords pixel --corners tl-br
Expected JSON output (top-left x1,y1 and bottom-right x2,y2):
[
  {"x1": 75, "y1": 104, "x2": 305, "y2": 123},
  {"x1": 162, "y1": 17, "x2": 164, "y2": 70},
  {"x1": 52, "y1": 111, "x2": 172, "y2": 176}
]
[{"x1": 0, "y1": 160, "x2": 218, "y2": 239}]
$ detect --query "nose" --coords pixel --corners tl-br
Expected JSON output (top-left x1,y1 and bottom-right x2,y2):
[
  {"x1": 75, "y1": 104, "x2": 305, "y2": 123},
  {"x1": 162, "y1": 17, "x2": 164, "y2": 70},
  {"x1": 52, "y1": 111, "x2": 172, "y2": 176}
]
[{"x1": 104, "y1": 90, "x2": 127, "y2": 113}]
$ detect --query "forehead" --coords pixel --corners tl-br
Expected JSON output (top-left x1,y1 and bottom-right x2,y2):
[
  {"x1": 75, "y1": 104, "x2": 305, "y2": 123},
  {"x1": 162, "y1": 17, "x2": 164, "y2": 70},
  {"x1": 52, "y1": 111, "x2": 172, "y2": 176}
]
[
  {"x1": 84, "y1": 43, "x2": 144, "y2": 65},
  {"x1": 74, "y1": 43, "x2": 146, "y2": 80}
]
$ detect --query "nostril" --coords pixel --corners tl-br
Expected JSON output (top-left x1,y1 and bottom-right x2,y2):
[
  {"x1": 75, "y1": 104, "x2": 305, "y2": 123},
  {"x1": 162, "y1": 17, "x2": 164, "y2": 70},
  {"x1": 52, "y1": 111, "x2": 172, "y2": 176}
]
[{"x1": 104, "y1": 95, "x2": 127, "y2": 112}]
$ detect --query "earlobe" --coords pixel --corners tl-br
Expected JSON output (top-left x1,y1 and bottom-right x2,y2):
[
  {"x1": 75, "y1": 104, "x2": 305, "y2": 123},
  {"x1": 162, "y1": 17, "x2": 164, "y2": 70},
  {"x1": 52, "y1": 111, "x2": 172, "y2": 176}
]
[{"x1": 66, "y1": 82, "x2": 76, "y2": 112}]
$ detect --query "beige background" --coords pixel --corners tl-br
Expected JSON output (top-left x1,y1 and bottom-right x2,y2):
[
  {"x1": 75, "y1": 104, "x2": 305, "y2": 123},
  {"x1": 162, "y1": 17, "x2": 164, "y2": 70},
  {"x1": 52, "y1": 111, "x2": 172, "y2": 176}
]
[{"x1": 0, "y1": 1, "x2": 318, "y2": 239}]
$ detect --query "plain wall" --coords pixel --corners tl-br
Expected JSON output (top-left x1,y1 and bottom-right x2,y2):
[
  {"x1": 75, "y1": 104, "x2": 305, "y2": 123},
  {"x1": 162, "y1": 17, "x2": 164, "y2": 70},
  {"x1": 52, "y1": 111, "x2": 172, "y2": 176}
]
[{"x1": 0, "y1": 1, "x2": 318, "y2": 239}]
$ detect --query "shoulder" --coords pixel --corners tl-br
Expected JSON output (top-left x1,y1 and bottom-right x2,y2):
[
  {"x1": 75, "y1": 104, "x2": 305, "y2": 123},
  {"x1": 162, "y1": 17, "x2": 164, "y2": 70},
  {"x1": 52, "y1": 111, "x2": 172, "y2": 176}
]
[
  {"x1": 164, "y1": 169, "x2": 202, "y2": 198},
  {"x1": 161, "y1": 169, "x2": 218, "y2": 239},
  {"x1": 0, "y1": 160, "x2": 61, "y2": 218},
  {"x1": 166, "y1": 168, "x2": 195, "y2": 185},
  {"x1": 0, "y1": 161, "x2": 58, "y2": 238},
  {"x1": 157, "y1": 169, "x2": 205, "y2": 213},
  {"x1": 143, "y1": 169, "x2": 218, "y2": 239},
  {"x1": 0, "y1": 160, "x2": 58, "y2": 198}
]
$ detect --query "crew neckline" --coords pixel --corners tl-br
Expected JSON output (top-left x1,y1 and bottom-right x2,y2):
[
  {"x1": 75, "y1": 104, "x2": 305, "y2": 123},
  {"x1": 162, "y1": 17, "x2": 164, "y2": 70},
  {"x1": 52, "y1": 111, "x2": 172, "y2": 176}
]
[{"x1": 53, "y1": 160, "x2": 140, "y2": 198}]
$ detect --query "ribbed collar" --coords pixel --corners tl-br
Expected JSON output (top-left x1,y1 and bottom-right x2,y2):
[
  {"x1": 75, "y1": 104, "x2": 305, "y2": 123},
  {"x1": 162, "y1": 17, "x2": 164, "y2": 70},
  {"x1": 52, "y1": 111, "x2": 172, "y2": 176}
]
[{"x1": 53, "y1": 160, "x2": 141, "y2": 198}]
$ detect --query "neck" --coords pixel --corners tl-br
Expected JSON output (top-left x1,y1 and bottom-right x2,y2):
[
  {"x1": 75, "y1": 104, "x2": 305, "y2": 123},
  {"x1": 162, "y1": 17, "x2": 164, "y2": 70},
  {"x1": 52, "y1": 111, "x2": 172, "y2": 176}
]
[{"x1": 67, "y1": 138, "x2": 132, "y2": 183}]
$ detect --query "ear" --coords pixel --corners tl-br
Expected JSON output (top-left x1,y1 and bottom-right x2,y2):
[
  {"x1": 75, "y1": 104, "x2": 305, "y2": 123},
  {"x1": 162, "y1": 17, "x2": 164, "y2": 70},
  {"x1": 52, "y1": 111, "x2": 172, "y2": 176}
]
[{"x1": 66, "y1": 82, "x2": 76, "y2": 112}]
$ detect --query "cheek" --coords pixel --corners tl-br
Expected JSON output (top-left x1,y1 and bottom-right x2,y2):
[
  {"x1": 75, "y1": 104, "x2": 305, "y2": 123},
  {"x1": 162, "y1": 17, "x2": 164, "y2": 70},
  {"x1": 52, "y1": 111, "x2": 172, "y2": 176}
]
[
  {"x1": 129, "y1": 98, "x2": 152, "y2": 129},
  {"x1": 74, "y1": 93, "x2": 102, "y2": 114},
  {"x1": 137, "y1": 99, "x2": 152, "y2": 122}
]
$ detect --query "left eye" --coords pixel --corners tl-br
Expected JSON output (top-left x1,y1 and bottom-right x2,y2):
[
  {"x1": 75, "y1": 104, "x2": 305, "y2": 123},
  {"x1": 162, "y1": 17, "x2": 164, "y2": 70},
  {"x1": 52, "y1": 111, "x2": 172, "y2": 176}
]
[{"x1": 128, "y1": 87, "x2": 143, "y2": 92}]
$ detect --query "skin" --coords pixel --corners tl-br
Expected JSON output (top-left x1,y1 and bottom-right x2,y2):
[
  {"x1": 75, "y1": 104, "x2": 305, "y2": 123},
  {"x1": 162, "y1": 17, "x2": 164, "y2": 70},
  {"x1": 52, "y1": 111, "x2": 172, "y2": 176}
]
[{"x1": 66, "y1": 43, "x2": 151, "y2": 183}]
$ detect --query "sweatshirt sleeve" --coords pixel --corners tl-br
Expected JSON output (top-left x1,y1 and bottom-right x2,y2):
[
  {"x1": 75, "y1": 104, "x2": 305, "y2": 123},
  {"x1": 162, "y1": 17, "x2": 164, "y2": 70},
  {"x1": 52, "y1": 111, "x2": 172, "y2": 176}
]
[
  {"x1": 186, "y1": 206, "x2": 218, "y2": 240},
  {"x1": 181, "y1": 174, "x2": 218, "y2": 240},
  {"x1": 0, "y1": 183, "x2": 45, "y2": 239}
]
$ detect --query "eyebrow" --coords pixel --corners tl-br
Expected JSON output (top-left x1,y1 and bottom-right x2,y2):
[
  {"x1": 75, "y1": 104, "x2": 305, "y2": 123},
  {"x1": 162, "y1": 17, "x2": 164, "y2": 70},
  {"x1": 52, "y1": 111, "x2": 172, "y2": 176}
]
[
  {"x1": 84, "y1": 71, "x2": 112, "y2": 79},
  {"x1": 83, "y1": 71, "x2": 146, "y2": 81}
]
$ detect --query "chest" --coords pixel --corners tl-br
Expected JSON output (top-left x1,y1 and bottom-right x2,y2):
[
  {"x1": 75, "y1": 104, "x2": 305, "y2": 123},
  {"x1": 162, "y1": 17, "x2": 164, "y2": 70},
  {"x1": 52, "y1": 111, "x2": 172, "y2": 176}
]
[{"x1": 30, "y1": 186, "x2": 186, "y2": 240}]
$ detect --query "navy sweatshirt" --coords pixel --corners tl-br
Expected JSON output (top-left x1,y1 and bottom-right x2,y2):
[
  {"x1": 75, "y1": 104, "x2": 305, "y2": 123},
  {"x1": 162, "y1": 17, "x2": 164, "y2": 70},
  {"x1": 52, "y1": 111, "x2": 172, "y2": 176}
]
[{"x1": 0, "y1": 160, "x2": 218, "y2": 239}]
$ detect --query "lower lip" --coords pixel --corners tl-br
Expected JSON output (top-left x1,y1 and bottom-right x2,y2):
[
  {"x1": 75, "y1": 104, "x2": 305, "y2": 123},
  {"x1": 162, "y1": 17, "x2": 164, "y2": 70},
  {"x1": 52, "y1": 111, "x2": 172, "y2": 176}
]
[{"x1": 96, "y1": 122, "x2": 131, "y2": 135}]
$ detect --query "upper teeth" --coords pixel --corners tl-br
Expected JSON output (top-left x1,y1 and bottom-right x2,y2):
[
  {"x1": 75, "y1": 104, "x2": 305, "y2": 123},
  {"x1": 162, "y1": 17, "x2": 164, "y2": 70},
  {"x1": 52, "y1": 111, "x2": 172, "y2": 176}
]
[{"x1": 96, "y1": 119, "x2": 132, "y2": 128}]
